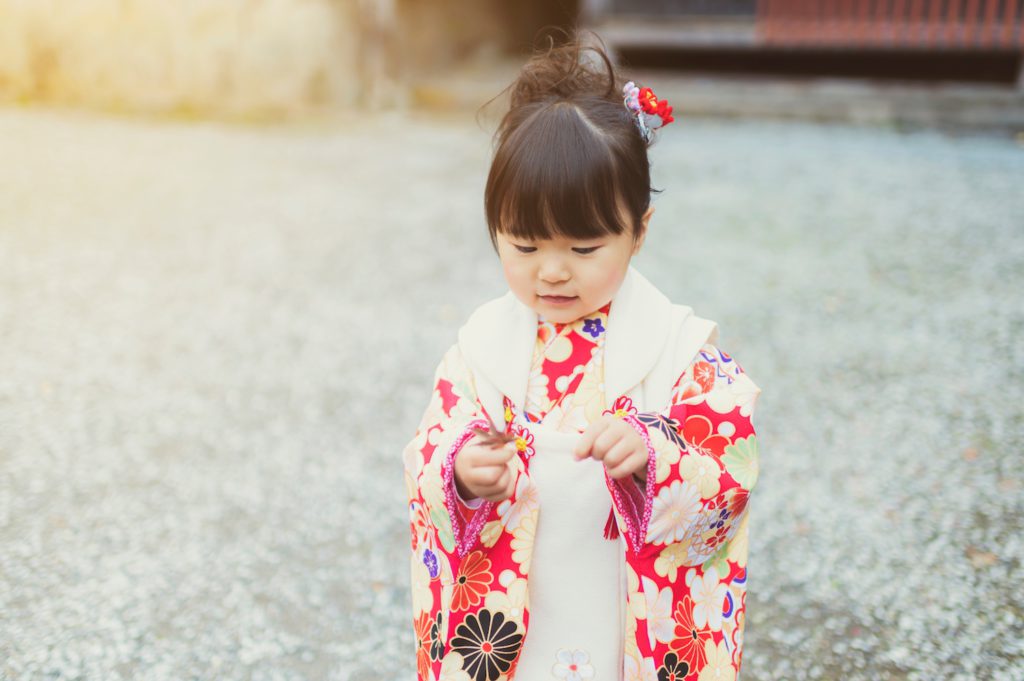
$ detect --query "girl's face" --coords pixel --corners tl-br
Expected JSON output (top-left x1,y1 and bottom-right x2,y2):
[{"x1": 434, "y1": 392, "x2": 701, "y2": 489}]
[{"x1": 496, "y1": 207, "x2": 654, "y2": 324}]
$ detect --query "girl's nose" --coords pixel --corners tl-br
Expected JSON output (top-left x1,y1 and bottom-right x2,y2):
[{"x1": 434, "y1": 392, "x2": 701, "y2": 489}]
[{"x1": 538, "y1": 257, "x2": 570, "y2": 283}]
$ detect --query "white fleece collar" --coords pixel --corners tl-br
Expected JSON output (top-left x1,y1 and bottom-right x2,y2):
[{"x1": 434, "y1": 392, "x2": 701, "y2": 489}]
[{"x1": 457, "y1": 266, "x2": 677, "y2": 413}]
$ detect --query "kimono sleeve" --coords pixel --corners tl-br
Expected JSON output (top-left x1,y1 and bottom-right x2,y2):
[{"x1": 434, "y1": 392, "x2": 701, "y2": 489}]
[
  {"x1": 610, "y1": 343, "x2": 761, "y2": 560},
  {"x1": 402, "y1": 343, "x2": 496, "y2": 564},
  {"x1": 607, "y1": 344, "x2": 761, "y2": 677}
]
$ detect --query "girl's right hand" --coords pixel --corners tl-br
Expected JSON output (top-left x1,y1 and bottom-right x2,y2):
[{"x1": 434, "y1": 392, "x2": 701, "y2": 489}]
[{"x1": 454, "y1": 435, "x2": 518, "y2": 503}]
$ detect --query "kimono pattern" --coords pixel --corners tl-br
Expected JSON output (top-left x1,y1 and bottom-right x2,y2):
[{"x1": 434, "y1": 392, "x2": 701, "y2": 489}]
[
  {"x1": 523, "y1": 301, "x2": 611, "y2": 428},
  {"x1": 403, "y1": 292, "x2": 761, "y2": 681},
  {"x1": 449, "y1": 304, "x2": 613, "y2": 523}
]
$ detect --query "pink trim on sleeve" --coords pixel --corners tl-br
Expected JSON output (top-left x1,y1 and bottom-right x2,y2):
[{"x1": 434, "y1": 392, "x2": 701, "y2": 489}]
[
  {"x1": 604, "y1": 415, "x2": 657, "y2": 554},
  {"x1": 440, "y1": 418, "x2": 496, "y2": 559}
]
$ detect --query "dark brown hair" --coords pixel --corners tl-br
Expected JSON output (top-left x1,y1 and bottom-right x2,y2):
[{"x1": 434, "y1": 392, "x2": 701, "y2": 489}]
[{"x1": 484, "y1": 31, "x2": 656, "y2": 250}]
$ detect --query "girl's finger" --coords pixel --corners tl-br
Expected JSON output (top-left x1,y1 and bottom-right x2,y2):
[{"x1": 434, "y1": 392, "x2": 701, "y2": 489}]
[
  {"x1": 605, "y1": 452, "x2": 647, "y2": 480},
  {"x1": 591, "y1": 427, "x2": 625, "y2": 462},
  {"x1": 602, "y1": 439, "x2": 636, "y2": 470},
  {"x1": 486, "y1": 464, "x2": 511, "y2": 494},
  {"x1": 483, "y1": 466, "x2": 513, "y2": 502},
  {"x1": 484, "y1": 439, "x2": 517, "y2": 454},
  {"x1": 471, "y1": 443, "x2": 516, "y2": 466},
  {"x1": 471, "y1": 464, "x2": 508, "y2": 487},
  {"x1": 574, "y1": 419, "x2": 611, "y2": 460}
]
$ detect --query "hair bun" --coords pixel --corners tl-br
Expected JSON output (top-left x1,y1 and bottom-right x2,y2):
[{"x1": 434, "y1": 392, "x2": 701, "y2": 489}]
[{"x1": 508, "y1": 31, "x2": 619, "y2": 111}]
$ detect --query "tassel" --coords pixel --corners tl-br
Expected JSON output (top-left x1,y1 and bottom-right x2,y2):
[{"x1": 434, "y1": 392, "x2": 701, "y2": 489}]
[{"x1": 603, "y1": 507, "x2": 619, "y2": 540}]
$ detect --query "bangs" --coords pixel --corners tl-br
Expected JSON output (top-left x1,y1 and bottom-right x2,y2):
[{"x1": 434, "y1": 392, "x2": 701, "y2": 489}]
[{"x1": 486, "y1": 101, "x2": 635, "y2": 244}]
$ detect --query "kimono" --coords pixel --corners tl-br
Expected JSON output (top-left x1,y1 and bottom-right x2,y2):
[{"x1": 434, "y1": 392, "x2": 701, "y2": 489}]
[{"x1": 403, "y1": 267, "x2": 761, "y2": 681}]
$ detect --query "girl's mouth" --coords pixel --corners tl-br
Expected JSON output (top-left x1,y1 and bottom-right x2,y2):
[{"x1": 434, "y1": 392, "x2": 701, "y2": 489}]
[{"x1": 539, "y1": 295, "x2": 577, "y2": 305}]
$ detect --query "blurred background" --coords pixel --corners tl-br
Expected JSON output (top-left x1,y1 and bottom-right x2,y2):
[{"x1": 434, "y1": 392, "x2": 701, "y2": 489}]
[{"x1": 1, "y1": 2, "x2": 1022, "y2": 680}]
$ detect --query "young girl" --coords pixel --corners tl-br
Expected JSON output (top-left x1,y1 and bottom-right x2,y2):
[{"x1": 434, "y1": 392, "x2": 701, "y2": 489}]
[{"x1": 403, "y1": 35, "x2": 761, "y2": 681}]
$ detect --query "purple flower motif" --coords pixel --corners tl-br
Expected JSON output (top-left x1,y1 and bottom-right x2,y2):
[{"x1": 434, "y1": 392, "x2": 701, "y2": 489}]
[
  {"x1": 582, "y1": 317, "x2": 605, "y2": 338},
  {"x1": 423, "y1": 549, "x2": 439, "y2": 579}
]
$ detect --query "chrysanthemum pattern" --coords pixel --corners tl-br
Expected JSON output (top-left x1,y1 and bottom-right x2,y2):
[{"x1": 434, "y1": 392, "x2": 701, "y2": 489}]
[{"x1": 404, "y1": 332, "x2": 759, "y2": 680}]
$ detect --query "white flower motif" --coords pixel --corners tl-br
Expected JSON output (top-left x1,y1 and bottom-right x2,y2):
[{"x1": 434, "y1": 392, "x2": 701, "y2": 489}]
[
  {"x1": 525, "y1": 362, "x2": 550, "y2": 413},
  {"x1": 688, "y1": 566, "x2": 728, "y2": 632},
  {"x1": 626, "y1": 563, "x2": 646, "y2": 620},
  {"x1": 678, "y1": 452, "x2": 722, "y2": 499},
  {"x1": 697, "y1": 639, "x2": 736, "y2": 681},
  {"x1": 727, "y1": 512, "x2": 750, "y2": 566},
  {"x1": 622, "y1": 653, "x2": 658, "y2": 681},
  {"x1": 403, "y1": 440, "x2": 426, "y2": 486},
  {"x1": 511, "y1": 514, "x2": 536, "y2": 573},
  {"x1": 420, "y1": 461, "x2": 447, "y2": 513},
  {"x1": 410, "y1": 552, "x2": 433, "y2": 614},
  {"x1": 454, "y1": 394, "x2": 480, "y2": 420},
  {"x1": 479, "y1": 519, "x2": 503, "y2": 548},
  {"x1": 572, "y1": 367, "x2": 606, "y2": 424},
  {"x1": 649, "y1": 427, "x2": 681, "y2": 484},
  {"x1": 485, "y1": 577, "x2": 529, "y2": 628},
  {"x1": 496, "y1": 473, "x2": 538, "y2": 532},
  {"x1": 642, "y1": 576, "x2": 674, "y2": 644},
  {"x1": 438, "y1": 555, "x2": 455, "y2": 614},
  {"x1": 439, "y1": 651, "x2": 472, "y2": 681},
  {"x1": 704, "y1": 373, "x2": 760, "y2": 418},
  {"x1": 552, "y1": 648, "x2": 595, "y2": 680},
  {"x1": 546, "y1": 400, "x2": 587, "y2": 432},
  {"x1": 654, "y1": 542, "x2": 689, "y2": 583},
  {"x1": 646, "y1": 479, "x2": 702, "y2": 545},
  {"x1": 544, "y1": 334, "x2": 574, "y2": 363}
]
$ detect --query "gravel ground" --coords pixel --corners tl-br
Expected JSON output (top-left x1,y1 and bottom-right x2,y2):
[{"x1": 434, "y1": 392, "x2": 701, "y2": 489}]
[{"x1": 0, "y1": 105, "x2": 1022, "y2": 681}]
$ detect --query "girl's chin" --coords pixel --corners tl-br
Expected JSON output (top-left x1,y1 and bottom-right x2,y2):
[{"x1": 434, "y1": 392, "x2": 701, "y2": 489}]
[{"x1": 538, "y1": 312, "x2": 577, "y2": 323}]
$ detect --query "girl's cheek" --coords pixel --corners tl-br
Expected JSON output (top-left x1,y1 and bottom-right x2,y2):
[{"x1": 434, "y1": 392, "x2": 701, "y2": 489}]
[
  {"x1": 601, "y1": 256, "x2": 624, "y2": 285},
  {"x1": 501, "y1": 258, "x2": 518, "y2": 281},
  {"x1": 600, "y1": 256, "x2": 630, "y2": 295},
  {"x1": 502, "y1": 260, "x2": 528, "y2": 291}
]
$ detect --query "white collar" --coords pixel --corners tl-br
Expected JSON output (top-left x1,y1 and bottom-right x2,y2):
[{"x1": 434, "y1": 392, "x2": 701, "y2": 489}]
[{"x1": 457, "y1": 266, "x2": 676, "y2": 412}]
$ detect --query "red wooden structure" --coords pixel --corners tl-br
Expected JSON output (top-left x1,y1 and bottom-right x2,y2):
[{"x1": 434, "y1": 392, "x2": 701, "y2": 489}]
[{"x1": 758, "y1": 0, "x2": 1024, "y2": 49}]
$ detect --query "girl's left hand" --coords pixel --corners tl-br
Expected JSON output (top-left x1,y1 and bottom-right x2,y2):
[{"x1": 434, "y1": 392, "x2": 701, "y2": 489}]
[{"x1": 573, "y1": 415, "x2": 648, "y2": 482}]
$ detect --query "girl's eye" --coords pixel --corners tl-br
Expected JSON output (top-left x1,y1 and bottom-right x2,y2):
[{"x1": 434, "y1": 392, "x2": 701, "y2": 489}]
[
  {"x1": 514, "y1": 245, "x2": 537, "y2": 253},
  {"x1": 572, "y1": 246, "x2": 601, "y2": 255}
]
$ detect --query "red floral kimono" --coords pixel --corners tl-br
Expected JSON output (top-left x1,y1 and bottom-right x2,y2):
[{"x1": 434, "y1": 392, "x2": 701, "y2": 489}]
[{"x1": 403, "y1": 268, "x2": 761, "y2": 681}]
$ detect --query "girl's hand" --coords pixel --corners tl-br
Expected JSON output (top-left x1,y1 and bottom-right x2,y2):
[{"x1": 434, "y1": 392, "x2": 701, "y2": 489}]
[
  {"x1": 573, "y1": 415, "x2": 648, "y2": 482},
  {"x1": 454, "y1": 435, "x2": 518, "y2": 503}
]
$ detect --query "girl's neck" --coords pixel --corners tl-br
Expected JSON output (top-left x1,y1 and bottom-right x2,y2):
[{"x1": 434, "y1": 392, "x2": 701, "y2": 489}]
[{"x1": 539, "y1": 301, "x2": 612, "y2": 330}]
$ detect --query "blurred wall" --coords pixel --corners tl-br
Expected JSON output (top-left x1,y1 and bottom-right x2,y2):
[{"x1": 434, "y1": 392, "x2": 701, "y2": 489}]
[
  {"x1": 0, "y1": 0, "x2": 363, "y2": 119},
  {"x1": 0, "y1": 0, "x2": 583, "y2": 120}
]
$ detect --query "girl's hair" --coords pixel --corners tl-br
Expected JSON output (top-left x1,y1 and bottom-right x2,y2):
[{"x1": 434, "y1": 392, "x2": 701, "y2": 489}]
[{"x1": 484, "y1": 30, "x2": 656, "y2": 250}]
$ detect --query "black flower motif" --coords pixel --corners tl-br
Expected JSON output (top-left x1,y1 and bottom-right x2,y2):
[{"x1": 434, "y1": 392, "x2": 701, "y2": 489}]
[
  {"x1": 450, "y1": 609, "x2": 523, "y2": 681},
  {"x1": 658, "y1": 652, "x2": 690, "y2": 681},
  {"x1": 429, "y1": 611, "x2": 445, "y2": 661}
]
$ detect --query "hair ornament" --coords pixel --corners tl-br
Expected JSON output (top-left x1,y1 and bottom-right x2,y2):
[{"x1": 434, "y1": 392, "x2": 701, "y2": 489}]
[{"x1": 622, "y1": 81, "x2": 675, "y2": 142}]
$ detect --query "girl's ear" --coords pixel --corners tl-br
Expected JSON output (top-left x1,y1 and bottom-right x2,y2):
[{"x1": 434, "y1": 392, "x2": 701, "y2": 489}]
[{"x1": 633, "y1": 206, "x2": 654, "y2": 254}]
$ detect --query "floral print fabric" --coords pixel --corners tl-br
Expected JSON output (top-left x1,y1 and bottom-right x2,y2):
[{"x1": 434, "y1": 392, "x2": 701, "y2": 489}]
[
  {"x1": 403, "y1": 318, "x2": 761, "y2": 681},
  {"x1": 524, "y1": 303, "x2": 610, "y2": 431}
]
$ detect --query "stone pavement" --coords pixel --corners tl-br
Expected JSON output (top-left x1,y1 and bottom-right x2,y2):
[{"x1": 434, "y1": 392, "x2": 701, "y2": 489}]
[{"x1": 0, "y1": 104, "x2": 1022, "y2": 680}]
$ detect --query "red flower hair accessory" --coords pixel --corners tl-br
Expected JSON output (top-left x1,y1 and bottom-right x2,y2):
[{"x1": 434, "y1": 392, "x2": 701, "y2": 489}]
[{"x1": 623, "y1": 81, "x2": 675, "y2": 142}]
